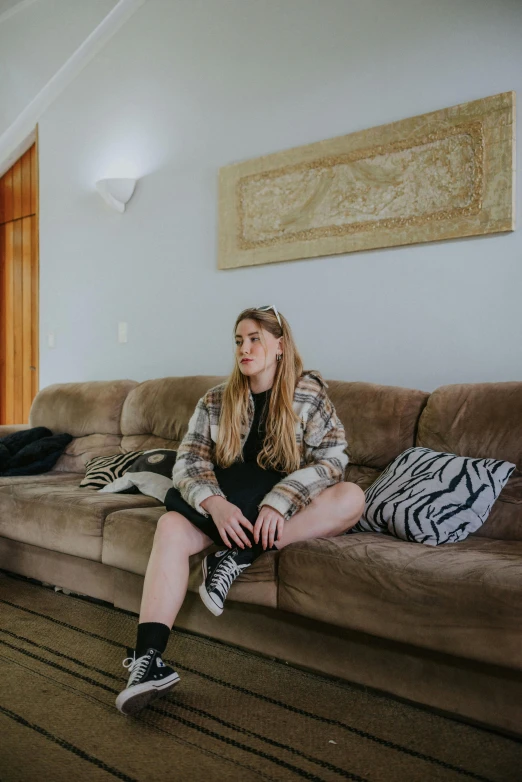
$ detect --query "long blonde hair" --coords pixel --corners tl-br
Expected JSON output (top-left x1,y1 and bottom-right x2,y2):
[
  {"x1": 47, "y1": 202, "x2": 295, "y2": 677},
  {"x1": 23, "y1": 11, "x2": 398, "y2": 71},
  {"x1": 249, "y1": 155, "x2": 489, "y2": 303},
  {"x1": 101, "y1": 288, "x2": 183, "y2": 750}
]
[{"x1": 214, "y1": 307, "x2": 304, "y2": 474}]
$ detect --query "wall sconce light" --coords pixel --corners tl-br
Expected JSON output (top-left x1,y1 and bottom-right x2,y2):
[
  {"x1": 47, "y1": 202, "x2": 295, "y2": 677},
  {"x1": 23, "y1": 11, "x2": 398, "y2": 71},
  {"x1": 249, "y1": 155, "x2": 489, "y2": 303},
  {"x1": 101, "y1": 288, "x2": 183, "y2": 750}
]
[{"x1": 95, "y1": 178, "x2": 137, "y2": 213}]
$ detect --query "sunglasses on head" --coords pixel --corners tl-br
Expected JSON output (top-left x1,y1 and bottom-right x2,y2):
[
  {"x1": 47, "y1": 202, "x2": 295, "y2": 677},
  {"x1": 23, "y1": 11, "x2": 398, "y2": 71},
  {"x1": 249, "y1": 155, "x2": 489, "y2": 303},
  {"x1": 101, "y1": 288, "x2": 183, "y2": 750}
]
[{"x1": 256, "y1": 305, "x2": 282, "y2": 328}]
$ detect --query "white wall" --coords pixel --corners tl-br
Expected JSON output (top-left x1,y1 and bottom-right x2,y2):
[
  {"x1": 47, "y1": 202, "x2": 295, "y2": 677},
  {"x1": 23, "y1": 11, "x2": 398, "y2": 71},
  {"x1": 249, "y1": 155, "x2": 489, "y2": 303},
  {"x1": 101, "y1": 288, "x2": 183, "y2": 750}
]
[
  {"x1": 37, "y1": 0, "x2": 522, "y2": 392},
  {"x1": 0, "y1": 0, "x2": 117, "y2": 136}
]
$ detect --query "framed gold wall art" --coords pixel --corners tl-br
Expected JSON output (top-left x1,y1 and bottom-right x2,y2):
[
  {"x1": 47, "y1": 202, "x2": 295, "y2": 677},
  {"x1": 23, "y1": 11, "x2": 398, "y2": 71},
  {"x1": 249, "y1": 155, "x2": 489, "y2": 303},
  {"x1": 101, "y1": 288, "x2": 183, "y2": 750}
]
[{"x1": 218, "y1": 91, "x2": 515, "y2": 269}]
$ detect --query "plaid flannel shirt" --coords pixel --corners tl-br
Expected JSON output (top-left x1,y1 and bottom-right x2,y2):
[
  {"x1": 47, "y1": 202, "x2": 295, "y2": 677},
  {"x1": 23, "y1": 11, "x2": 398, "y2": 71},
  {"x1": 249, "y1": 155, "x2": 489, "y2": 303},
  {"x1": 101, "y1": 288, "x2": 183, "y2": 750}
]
[{"x1": 171, "y1": 370, "x2": 350, "y2": 522}]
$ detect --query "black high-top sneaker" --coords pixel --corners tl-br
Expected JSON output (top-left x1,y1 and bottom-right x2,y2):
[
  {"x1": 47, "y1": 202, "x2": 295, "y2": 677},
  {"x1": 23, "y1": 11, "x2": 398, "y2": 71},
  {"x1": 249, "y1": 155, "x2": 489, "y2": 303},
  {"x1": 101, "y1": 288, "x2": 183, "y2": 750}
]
[
  {"x1": 199, "y1": 546, "x2": 258, "y2": 616},
  {"x1": 115, "y1": 646, "x2": 180, "y2": 716}
]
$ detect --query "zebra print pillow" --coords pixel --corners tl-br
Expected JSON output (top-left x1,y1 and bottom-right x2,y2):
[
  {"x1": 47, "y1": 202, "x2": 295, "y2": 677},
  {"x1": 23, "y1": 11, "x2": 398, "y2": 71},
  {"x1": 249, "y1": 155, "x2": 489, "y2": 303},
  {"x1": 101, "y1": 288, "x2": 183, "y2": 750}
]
[
  {"x1": 79, "y1": 451, "x2": 145, "y2": 489},
  {"x1": 350, "y1": 447, "x2": 516, "y2": 546}
]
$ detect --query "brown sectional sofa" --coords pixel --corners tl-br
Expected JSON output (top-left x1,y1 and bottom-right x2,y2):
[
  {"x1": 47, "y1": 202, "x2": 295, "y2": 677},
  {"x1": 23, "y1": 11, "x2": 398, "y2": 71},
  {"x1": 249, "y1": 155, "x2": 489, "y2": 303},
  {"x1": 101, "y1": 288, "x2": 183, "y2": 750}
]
[{"x1": 1, "y1": 375, "x2": 521, "y2": 736}]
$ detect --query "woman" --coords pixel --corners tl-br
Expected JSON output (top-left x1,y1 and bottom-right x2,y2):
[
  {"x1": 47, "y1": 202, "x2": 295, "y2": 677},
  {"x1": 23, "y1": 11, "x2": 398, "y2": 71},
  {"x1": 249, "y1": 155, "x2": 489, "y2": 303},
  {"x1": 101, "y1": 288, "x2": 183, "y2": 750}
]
[{"x1": 115, "y1": 305, "x2": 365, "y2": 716}]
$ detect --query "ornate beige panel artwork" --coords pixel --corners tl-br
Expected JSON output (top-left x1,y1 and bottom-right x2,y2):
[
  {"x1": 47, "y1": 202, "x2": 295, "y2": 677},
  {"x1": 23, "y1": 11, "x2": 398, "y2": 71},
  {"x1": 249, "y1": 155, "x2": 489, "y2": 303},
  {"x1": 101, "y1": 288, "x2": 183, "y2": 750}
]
[{"x1": 218, "y1": 91, "x2": 515, "y2": 269}]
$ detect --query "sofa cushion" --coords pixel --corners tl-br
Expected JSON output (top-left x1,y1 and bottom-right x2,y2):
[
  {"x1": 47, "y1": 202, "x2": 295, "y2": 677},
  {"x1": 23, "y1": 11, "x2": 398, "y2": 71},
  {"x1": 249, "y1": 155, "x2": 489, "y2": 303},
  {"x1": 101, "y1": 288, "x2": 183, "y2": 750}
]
[
  {"x1": 102, "y1": 506, "x2": 278, "y2": 608},
  {"x1": 278, "y1": 533, "x2": 522, "y2": 670},
  {"x1": 119, "y1": 375, "x2": 227, "y2": 453},
  {"x1": 0, "y1": 482, "x2": 159, "y2": 562},
  {"x1": 417, "y1": 381, "x2": 522, "y2": 466},
  {"x1": 79, "y1": 451, "x2": 145, "y2": 489},
  {"x1": 28, "y1": 380, "x2": 138, "y2": 473},
  {"x1": 99, "y1": 449, "x2": 178, "y2": 501},
  {"x1": 352, "y1": 446, "x2": 515, "y2": 545},
  {"x1": 327, "y1": 380, "x2": 429, "y2": 470},
  {"x1": 472, "y1": 469, "x2": 522, "y2": 540},
  {"x1": 346, "y1": 462, "x2": 522, "y2": 542},
  {"x1": 52, "y1": 434, "x2": 124, "y2": 474},
  {"x1": 417, "y1": 382, "x2": 522, "y2": 541},
  {"x1": 0, "y1": 472, "x2": 81, "y2": 487}
]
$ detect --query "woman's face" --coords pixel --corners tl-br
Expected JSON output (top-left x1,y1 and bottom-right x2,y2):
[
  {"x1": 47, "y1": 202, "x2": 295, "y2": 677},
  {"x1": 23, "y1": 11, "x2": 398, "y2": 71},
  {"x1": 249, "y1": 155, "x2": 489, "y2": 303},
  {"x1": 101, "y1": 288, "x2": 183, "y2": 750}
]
[{"x1": 235, "y1": 318, "x2": 281, "y2": 377}]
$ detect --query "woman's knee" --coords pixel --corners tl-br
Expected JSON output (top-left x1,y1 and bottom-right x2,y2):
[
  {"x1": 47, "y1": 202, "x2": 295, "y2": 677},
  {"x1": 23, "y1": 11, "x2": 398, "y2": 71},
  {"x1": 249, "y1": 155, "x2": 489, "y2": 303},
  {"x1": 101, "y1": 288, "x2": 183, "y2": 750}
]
[
  {"x1": 328, "y1": 482, "x2": 365, "y2": 528},
  {"x1": 155, "y1": 511, "x2": 195, "y2": 546},
  {"x1": 155, "y1": 511, "x2": 211, "y2": 555}
]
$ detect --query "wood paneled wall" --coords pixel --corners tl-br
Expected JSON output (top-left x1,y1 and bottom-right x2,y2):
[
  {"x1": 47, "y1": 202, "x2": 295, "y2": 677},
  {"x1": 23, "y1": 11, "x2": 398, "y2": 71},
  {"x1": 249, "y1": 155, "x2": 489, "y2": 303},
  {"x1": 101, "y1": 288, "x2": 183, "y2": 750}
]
[{"x1": 0, "y1": 140, "x2": 39, "y2": 425}]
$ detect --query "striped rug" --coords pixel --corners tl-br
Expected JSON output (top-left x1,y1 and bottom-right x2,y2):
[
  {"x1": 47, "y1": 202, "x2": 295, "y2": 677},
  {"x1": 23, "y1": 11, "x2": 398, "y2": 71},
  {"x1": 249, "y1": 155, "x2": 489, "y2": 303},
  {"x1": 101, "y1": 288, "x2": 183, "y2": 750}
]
[{"x1": 0, "y1": 569, "x2": 520, "y2": 782}]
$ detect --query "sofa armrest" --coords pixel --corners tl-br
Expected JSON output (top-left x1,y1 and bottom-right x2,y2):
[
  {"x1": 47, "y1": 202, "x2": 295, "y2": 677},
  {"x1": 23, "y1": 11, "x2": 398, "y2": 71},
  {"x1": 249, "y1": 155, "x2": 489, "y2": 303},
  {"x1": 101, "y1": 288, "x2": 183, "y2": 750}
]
[{"x1": 0, "y1": 424, "x2": 30, "y2": 438}]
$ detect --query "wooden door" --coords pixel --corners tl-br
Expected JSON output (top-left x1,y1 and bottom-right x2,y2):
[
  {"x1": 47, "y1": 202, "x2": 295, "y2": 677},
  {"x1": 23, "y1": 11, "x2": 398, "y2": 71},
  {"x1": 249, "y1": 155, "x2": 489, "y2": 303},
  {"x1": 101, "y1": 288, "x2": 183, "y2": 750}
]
[{"x1": 0, "y1": 138, "x2": 39, "y2": 425}]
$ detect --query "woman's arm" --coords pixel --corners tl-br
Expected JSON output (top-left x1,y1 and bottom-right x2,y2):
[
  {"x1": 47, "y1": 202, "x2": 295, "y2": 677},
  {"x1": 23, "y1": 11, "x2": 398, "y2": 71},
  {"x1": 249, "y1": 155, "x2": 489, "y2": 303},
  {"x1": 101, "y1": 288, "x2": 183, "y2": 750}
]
[
  {"x1": 171, "y1": 395, "x2": 226, "y2": 517},
  {"x1": 258, "y1": 389, "x2": 349, "y2": 521}
]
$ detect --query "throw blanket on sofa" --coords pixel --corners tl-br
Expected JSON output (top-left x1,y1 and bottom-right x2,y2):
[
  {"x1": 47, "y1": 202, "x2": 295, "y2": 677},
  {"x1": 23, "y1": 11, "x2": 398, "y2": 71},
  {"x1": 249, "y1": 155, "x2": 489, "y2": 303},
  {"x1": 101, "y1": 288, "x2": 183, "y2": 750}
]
[{"x1": 0, "y1": 426, "x2": 73, "y2": 476}]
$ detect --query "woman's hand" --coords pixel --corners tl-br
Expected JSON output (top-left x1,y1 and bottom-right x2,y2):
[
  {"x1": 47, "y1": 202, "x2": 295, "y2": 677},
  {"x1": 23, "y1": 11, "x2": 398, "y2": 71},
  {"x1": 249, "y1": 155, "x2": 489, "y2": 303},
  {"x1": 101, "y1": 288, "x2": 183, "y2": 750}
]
[
  {"x1": 210, "y1": 498, "x2": 254, "y2": 550},
  {"x1": 254, "y1": 505, "x2": 285, "y2": 549}
]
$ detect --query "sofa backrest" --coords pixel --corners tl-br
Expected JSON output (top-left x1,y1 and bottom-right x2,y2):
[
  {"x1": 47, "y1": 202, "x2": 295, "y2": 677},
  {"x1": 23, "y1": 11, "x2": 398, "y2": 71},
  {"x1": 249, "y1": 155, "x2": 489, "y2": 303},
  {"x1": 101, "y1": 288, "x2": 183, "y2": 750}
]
[
  {"x1": 417, "y1": 382, "x2": 522, "y2": 467},
  {"x1": 119, "y1": 375, "x2": 429, "y2": 469},
  {"x1": 29, "y1": 380, "x2": 138, "y2": 473},
  {"x1": 327, "y1": 380, "x2": 429, "y2": 470},
  {"x1": 120, "y1": 376, "x2": 227, "y2": 452},
  {"x1": 27, "y1": 374, "x2": 430, "y2": 475}
]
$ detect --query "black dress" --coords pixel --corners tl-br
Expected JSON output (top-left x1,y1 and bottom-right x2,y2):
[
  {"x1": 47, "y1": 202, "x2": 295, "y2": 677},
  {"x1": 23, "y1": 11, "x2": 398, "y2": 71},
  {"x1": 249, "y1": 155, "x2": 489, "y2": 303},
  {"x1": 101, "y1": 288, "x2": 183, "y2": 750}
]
[{"x1": 164, "y1": 388, "x2": 286, "y2": 546}]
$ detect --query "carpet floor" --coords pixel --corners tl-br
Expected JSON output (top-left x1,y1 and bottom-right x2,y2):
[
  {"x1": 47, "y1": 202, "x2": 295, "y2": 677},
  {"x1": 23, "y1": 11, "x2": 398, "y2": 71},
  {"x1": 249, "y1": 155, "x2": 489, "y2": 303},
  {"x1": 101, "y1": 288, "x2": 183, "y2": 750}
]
[{"x1": 0, "y1": 569, "x2": 521, "y2": 782}]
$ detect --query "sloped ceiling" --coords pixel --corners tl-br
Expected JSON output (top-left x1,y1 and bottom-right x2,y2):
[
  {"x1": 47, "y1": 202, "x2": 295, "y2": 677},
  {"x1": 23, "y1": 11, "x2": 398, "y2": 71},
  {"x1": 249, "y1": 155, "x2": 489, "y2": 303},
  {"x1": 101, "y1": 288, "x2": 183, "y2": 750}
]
[
  {"x1": 0, "y1": 0, "x2": 118, "y2": 137},
  {"x1": 0, "y1": 0, "x2": 146, "y2": 177}
]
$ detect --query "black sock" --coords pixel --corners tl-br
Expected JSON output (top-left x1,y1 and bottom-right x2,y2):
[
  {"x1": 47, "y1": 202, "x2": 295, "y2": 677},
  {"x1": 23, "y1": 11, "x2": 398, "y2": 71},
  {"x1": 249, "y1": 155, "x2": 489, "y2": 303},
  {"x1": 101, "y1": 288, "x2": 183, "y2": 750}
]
[
  {"x1": 242, "y1": 538, "x2": 278, "y2": 561},
  {"x1": 135, "y1": 621, "x2": 171, "y2": 658}
]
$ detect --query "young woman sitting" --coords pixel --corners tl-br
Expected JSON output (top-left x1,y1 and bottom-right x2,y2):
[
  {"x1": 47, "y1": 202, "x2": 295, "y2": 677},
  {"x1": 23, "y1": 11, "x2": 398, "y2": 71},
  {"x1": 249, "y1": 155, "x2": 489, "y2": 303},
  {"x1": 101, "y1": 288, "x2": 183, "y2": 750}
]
[{"x1": 115, "y1": 305, "x2": 365, "y2": 716}]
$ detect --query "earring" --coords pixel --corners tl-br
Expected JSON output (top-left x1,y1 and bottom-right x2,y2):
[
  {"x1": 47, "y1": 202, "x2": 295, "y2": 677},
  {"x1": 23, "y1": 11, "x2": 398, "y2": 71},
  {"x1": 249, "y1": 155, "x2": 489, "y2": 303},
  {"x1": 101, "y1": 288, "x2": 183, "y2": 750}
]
[{"x1": 276, "y1": 354, "x2": 282, "y2": 361}]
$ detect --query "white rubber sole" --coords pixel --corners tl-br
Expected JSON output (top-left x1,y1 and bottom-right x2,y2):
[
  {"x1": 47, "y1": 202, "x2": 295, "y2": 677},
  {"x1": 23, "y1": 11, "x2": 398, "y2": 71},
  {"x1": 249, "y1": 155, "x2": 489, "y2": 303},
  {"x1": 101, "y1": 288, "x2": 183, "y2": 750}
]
[
  {"x1": 115, "y1": 671, "x2": 180, "y2": 716},
  {"x1": 199, "y1": 557, "x2": 223, "y2": 616}
]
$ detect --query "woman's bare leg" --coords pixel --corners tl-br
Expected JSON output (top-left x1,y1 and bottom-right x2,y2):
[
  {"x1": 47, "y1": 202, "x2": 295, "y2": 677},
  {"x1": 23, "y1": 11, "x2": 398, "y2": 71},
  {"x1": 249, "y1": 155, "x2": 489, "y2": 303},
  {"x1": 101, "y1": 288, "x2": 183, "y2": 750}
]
[
  {"x1": 272, "y1": 482, "x2": 365, "y2": 550},
  {"x1": 139, "y1": 511, "x2": 214, "y2": 628}
]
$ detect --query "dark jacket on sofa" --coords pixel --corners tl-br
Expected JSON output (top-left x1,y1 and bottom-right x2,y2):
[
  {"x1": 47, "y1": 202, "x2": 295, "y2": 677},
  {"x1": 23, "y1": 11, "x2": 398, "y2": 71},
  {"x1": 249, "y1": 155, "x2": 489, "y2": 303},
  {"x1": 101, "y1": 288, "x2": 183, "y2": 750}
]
[{"x1": 0, "y1": 426, "x2": 73, "y2": 476}]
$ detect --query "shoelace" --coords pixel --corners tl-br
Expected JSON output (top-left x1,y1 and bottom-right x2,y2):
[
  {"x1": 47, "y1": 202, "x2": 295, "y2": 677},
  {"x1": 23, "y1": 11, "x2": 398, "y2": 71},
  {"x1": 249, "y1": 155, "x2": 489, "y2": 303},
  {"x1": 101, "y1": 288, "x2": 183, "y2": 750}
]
[
  {"x1": 122, "y1": 651, "x2": 153, "y2": 686},
  {"x1": 209, "y1": 556, "x2": 250, "y2": 598}
]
